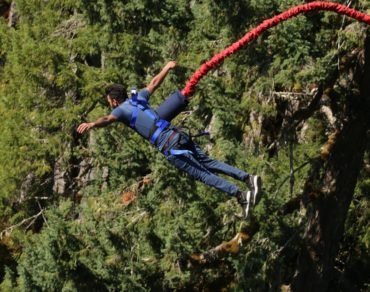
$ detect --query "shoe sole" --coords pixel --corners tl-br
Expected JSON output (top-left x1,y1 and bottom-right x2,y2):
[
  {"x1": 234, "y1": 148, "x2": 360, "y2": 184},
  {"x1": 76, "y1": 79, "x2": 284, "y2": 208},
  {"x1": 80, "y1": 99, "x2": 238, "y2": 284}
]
[
  {"x1": 242, "y1": 191, "x2": 251, "y2": 219},
  {"x1": 252, "y1": 176, "x2": 262, "y2": 205}
]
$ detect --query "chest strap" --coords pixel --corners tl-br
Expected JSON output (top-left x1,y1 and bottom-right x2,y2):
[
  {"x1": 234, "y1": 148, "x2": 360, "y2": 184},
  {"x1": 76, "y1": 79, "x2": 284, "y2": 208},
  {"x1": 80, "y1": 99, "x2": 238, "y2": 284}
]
[{"x1": 129, "y1": 87, "x2": 139, "y2": 128}]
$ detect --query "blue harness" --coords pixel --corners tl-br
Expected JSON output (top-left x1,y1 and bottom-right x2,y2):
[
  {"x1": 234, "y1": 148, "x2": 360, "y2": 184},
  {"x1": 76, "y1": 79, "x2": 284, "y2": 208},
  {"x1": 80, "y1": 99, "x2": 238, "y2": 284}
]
[
  {"x1": 129, "y1": 87, "x2": 169, "y2": 145},
  {"x1": 129, "y1": 87, "x2": 194, "y2": 157}
]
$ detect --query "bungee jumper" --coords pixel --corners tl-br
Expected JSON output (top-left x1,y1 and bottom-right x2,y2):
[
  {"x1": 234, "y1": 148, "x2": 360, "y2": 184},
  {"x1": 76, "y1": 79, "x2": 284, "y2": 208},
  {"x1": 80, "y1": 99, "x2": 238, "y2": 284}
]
[
  {"x1": 77, "y1": 2, "x2": 370, "y2": 219},
  {"x1": 77, "y1": 61, "x2": 262, "y2": 219}
]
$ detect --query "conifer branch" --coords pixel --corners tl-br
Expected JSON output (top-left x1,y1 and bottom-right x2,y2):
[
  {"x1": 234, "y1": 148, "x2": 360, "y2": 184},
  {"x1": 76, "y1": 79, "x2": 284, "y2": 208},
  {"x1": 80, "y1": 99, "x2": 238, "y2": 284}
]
[
  {"x1": 274, "y1": 159, "x2": 312, "y2": 198},
  {"x1": 0, "y1": 210, "x2": 44, "y2": 239},
  {"x1": 127, "y1": 211, "x2": 147, "y2": 227},
  {"x1": 37, "y1": 200, "x2": 49, "y2": 227},
  {"x1": 272, "y1": 91, "x2": 315, "y2": 98}
]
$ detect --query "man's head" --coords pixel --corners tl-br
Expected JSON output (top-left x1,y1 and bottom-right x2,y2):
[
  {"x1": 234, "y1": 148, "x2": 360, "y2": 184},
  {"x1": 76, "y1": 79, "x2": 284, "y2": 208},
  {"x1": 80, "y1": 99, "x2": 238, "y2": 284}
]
[{"x1": 105, "y1": 83, "x2": 128, "y2": 108}]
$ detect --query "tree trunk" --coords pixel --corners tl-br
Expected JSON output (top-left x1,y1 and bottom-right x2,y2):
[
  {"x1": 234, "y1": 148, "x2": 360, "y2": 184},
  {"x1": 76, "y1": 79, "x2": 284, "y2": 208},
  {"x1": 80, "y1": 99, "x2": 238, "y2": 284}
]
[
  {"x1": 291, "y1": 33, "x2": 370, "y2": 291},
  {"x1": 8, "y1": 1, "x2": 17, "y2": 28}
]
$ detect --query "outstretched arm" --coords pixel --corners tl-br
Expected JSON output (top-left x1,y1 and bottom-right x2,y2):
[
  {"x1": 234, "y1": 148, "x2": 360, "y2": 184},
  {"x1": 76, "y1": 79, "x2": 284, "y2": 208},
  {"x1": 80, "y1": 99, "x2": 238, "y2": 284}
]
[
  {"x1": 77, "y1": 114, "x2": 118, "y2": 134},
  {"x1": 146, "y1": 61, "x2": 176, "y2": 94}
]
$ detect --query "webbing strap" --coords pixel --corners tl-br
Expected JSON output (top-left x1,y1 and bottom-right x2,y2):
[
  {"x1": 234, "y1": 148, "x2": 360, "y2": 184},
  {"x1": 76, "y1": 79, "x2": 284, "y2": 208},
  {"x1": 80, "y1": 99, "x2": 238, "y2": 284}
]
[
  {"x1": 130, "y1": 106, "x2": 138, "y2": 128},
  {"x1": 150, "y1": 120, "x2": 169, "y2": 144},
  {"x1": 167, "y1": 149, "x2": 193, "y2": 156},
  {"x1": 129, "y1": 87, "x2": 138, "y2": 128}
]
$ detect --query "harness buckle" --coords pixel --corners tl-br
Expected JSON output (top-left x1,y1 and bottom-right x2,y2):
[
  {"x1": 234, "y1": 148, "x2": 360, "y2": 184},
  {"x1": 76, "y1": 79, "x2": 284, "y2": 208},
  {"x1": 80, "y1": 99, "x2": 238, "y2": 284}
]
[{"x1": 131, "y1": 86, "x2": 137, "y2": 95}]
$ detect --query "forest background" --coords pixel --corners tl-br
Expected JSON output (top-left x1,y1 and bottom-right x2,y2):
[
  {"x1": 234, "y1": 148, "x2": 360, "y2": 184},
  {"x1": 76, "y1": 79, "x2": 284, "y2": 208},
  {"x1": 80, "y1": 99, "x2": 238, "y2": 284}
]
[{"x1": 0, "y1": 0, "x2": 369, "y2": 291}]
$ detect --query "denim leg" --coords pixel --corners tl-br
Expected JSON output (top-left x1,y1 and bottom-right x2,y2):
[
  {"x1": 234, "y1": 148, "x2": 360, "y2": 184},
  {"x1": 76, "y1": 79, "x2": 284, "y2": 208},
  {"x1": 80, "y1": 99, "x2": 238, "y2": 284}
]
[
  {"x1": 166, "y1": 153, "x2": 239, "y2": 196},
  {"x1": 190, "y1": 143, "x2": 249, "y2": 181}
]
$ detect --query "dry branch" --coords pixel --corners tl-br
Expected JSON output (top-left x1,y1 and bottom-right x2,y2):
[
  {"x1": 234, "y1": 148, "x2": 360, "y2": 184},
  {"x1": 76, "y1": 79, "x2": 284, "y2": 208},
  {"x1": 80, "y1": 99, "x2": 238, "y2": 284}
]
[
  {"x1": 190, "y1": 222, "x2": 259, "y2": 265},
  {"x1": 121, "y1": 175, "x2": 152, "y2": 205},
  {"x1": 0, "y1": 210, "x2": 44, "y2": 239}
]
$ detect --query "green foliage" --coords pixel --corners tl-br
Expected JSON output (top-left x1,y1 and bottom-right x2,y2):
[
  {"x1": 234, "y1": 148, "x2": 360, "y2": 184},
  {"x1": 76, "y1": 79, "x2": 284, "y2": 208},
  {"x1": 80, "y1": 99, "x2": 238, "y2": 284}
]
[{"x1": 0, "y1": 0, "x2": 369, "y2": 290}]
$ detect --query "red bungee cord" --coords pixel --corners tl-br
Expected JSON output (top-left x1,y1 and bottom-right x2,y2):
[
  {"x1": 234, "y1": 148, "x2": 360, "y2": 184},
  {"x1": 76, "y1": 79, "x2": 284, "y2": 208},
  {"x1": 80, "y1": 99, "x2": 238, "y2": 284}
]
[{"x1": 181, "y1": 1, "x2": 370, "y2": 97}]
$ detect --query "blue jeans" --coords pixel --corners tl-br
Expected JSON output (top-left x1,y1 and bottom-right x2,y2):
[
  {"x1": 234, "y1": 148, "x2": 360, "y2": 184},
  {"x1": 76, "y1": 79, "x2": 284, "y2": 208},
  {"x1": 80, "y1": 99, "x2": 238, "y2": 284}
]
[{"x1": 165, "y1": 132, "x2": 248, "y2": 196}]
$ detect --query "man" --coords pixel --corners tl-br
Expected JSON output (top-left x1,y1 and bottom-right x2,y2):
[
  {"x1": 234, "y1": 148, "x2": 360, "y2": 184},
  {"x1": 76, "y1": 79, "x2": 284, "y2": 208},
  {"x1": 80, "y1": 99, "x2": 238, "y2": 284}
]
[{"x1": 77, "y1": 61, "x2": 262, "y2": 218}]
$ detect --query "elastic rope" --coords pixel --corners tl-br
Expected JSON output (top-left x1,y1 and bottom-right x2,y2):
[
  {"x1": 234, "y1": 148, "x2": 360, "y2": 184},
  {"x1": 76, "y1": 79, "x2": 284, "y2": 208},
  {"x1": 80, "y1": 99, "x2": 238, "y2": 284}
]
[{"x1": 181, "y1": 1, "x2": 370, "y2": 97}]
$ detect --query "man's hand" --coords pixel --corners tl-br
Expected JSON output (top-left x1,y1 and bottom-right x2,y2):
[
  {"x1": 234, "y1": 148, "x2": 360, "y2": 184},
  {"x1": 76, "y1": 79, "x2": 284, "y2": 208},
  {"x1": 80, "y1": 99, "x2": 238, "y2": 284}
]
[
  {"x1": 77, "y1": 115, "x2": 117, "y2": 134},
  {"x1": 165, "y1": 61, "x2": 177, "y2": 70},
  {"x1": 77, "y1": 122, "x2": 94, "y2": 134}
]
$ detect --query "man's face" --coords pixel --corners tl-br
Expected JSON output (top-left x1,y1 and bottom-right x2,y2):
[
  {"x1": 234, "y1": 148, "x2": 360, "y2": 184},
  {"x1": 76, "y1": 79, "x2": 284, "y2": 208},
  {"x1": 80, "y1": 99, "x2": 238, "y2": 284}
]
[{"x1": 107, "y1": 95, "x2": 120, "y2": 109}]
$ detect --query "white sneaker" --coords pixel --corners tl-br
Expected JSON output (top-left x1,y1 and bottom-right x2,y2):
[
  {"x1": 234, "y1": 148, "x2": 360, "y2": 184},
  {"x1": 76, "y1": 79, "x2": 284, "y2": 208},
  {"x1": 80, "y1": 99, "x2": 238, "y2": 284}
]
[
  {"x1": 246, "y1": 175, "x2": 262, "y2": 205},
  {"x1": 236, "y1": 191, "x2": 251, "y2": 219}
]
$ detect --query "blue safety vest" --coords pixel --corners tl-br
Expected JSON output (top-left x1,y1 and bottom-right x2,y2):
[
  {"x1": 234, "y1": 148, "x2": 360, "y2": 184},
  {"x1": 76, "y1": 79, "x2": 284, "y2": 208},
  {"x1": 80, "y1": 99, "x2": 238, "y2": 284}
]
[
  {"x1": 128, "y1": 87, "x2": 169, "y2": 145},
  {"x1": 113, "y1": 87, "x2": 193, "y2": 157}
]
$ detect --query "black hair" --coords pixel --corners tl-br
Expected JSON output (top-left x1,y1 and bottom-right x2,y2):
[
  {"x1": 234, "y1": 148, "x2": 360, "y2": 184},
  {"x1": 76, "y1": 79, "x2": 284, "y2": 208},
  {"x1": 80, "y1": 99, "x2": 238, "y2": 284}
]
[{"x1": 105, "y1": 83, "x2": 128, "y2": 100}]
